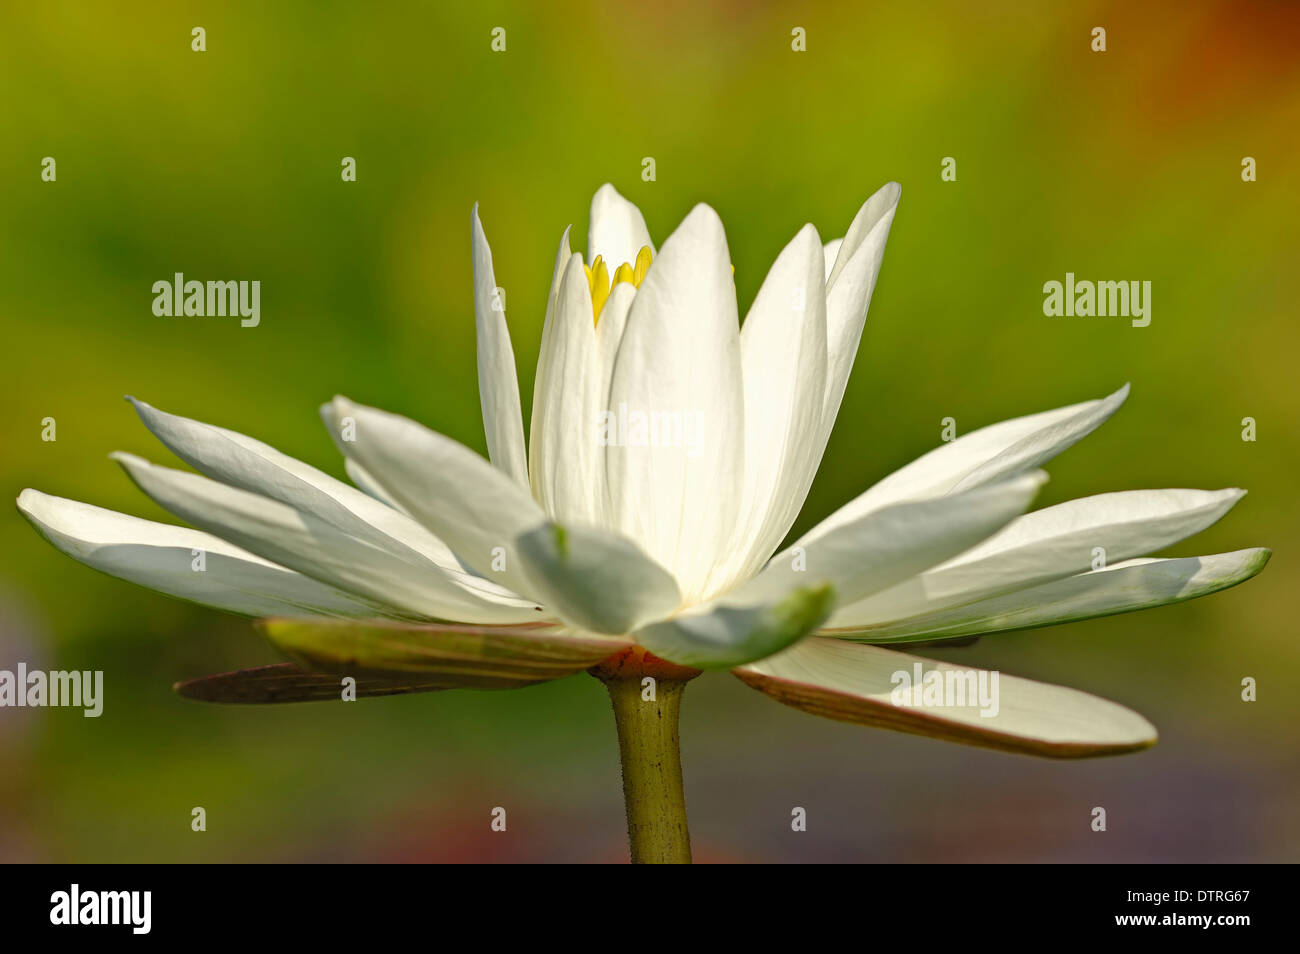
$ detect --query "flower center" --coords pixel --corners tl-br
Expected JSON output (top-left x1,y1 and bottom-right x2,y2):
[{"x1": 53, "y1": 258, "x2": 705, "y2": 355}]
[{"x1": 585, "y1": 245, "x2": 653, "y2": 323}]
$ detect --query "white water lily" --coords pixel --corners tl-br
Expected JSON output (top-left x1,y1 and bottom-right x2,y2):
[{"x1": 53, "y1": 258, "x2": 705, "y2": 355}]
[{"x1": 18, "y1": 182, "x2": 1268, "y2": 862}]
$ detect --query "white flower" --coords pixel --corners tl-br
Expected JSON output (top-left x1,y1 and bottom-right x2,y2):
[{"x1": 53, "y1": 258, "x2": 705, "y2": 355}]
[{"x1": 18, "y1": 182, "x2": 1268, "y2": 757}]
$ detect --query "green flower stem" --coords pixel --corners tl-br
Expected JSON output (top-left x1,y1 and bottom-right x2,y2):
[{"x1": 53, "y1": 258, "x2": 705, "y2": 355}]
[{"x1": 593, "y1": 651, "x2": 700, "y2": 864}]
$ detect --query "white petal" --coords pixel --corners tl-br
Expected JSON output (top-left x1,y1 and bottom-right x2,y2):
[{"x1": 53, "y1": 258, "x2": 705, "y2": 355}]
[
  {"x1": 747, "y1": 184, "x2": 899, "y2": 552},
  {"x1": 733, "y1": 472, "x2": 1046, "y2": 606},
  {"x1": 343, "y1": 459, "x2": 409, "y2": 514},
  {"x1": 326, "y1": 397, "x2": 547, "y2": 599},
  {"x1": 595, "y1": 281, "x2": 635, "y2": 399},
  {"x1": 132, "y1": 396, "x2": 463, "y2": 571},
  {"x1": 820, "y1": 182, "x2": 901, "y2": 432},
  {"x1": 829, "y1": 487, "x2": 1246, "y2": 626},
  {"x1": 822, "y1": 238, "x2": 843, "y2": 284},
  {"x1": 950, "y1": 384, "x2": 1131, "y2": 493},
  {"x1": 719, "y1": 223, "x2": 828, "y2": 590},
  {"x1": 802, "y1": 384, "x2": 1130, "y2": 544},
  {"x1": 825, "y1": 181, "x2": 902, "y2": 293},
  {"x1": 113, "y1": 453, "x2": 540, "y2": 623},
  {"x1": 516, "y1": 523, "x2": 681, "y2": 634},
  {"x1": 824, "y1": 548, "x2": 1271, "y2": 642},
  {"x1": 18, "y1": 489, "x2": 384, "y2": 619},
  {"x1": 471, "y1": 205, "x2": 530, "y2": 487},
  {"x1": 529, "y1": 254, "x2": 604, "y2": 526},
  {"x1": 587, "y1": 183, "x2": 654, "y2": 269},
  {"x1": 604, "y1": 203, "x2": 744, "y2": 601},
  {"x1": 528, "y1": 226, "x2": 574, "y2": 511},
  {"x1": 590, "y1": 281, "x2": 637, "y2": 527},
  {"x1": 634, "y1": 584, "x2": 834, "y2": 669},
  {"x1": 736, "y1": 637, "x2": 1158, "y2": 758}
]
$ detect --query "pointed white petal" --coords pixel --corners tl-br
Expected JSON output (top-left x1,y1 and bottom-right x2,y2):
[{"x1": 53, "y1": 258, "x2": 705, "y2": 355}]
[
  {"x1": 826, "y1": 548, "x2": 1271, "y2": 642},
  {"x1": 736, "y1": 638, "x2": 1157, "y2": 758},
  {"x1": 720, "y1": 223, "x2": 828, "y2": 589},
  {"x1": 18, "y1": 489, "x2": 384, "y2": 619},
  {"x1": 761, "y1": 184, "x2": 899, "y2": 543},
  {"x1": 595, "y1": 281, "x2": 635, "y2": 397},
  {"x1": 634, "y1": 584, "x2": 834, "y2": 669},
  {"x1": 950, "y1": 384, "x2": 1131, "y2": 493},
  {"x1": 471, "y1": 205, "x2": 529, "y2": 487},
  {"x1": 822, "y1": 238, "x2": 843, "y2": 284},
  {"x1": 829, "y1": 487, "x2": 1246, "y2": 626},
  {"x1": 528, "y1": 226, "x2": 574, "y2": 510},
  {"x1": 132, "y1": 396, "x2": 464, "y2": 571},
  {"x1": 584, "y1": 281, "x2": 638, "y2": 529},
  {"x1": 113, "y1": 453, "x2": 540, "y2": 623},
  {"x1": 530, "y1": 254, "x2": 605, "y2": 526},
  {"x1": 587, "y1": 183, "x2": 654, "y2": 269},
  {"x1": 326, "y1": 398, "x2": 547, "y2": 599},
  {"x1": 516, "y1": 523, "x2": 681, "y2": 635},
  {"x1": 803, "y1": 384, "x2": 1131, "y2": 544},
  {"x1": 605, "y1": 203, "x2": 744, "y2": 601},
  {"x1": 734, "y1": 472, "x2": 1046, "y2": 606},
  {"x1": 825, "y1": 182, "x2": 902, "y2": 292},
  {"x1": 343, "y1": 459, "x2": 409, "y2": 514},
  {"x1": 820, "y1": 182, "x2": 901, "y2": 433}
]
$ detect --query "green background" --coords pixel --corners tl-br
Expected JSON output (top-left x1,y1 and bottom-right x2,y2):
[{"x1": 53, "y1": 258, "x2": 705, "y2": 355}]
[{"x1": 1, "y1": 0, "x2": 1296, "y2": 861}]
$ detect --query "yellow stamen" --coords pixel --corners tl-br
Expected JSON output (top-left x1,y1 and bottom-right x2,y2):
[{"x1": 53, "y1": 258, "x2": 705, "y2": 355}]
[
  {"x1": 590, "y1": 257, "x2": 610, "y2": 322},
  {"x1": 633, "y1": 246, "x2": 653, "y2": 285},
  {"x1": 611, "y1": 262, "x2": 635, "y2": 287},
  {"x1": 587, "y1": 246, "x2": 655, "y2": 323}
]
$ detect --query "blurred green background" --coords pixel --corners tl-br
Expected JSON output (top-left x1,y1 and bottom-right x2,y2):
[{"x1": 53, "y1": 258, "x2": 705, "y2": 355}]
[{"x1": 2, "y1": 0, "x2": 1297, "y2": 862}]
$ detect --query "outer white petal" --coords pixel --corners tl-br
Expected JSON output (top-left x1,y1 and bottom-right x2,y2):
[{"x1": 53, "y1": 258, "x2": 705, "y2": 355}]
[
  {"x1": 471, "y1": 205, "x2": 529, "y2": 487},
  {"x1": 822, "y1": 238, "x2": 843, "y2": 284},
  {"x1": 528, "y1": 226, "x2": 573, "y2": 510},
  {"x1": 587, "y1": 183, "x2": 655, "y2": 269},
  {"x1": 719, "y1": 223, "x2": 828, "y2": 590},
  {"x1": 819, "y1": 182, "x2": 901, "y2": 433},
  {"x1": 634, "y1": 584, "x2": 834, "y2": 670},
  {"x1": 803, "y1": 384, "x2": 1130, "y2": 544},
  {"x1": 829, "y1": 487, "x2": 1246, "y2": 627},
  {"x1": 950, "y1": 385, "x2": 1131, "y2": 493},
  {"x1": 131, "y1": 396, "x2": 463, "y2": 571},
  {"x1": 825, "y1": 181, "x2": 902, "y2": 293},
  {"x1": 326, "y1": 397, "x2": 547, "y2": 599},
  {"x1": 113, "y1": 453, "x2": 542, "y2": 623},
  {"x1": 589, "y1": 281, "x2": 637, "y2": 527},
  {"x1": 732, "y1": 472, "x2": 1046, "y2": 606},
  {"x1": 530, "y1": 254, "x2": 604, "y2": 526},
  {"x1": 515, "y1": 523, "x2": 681, "y2": 635},
  {"x1": 595, "y1": 281, "x2": 635, "y2": 401},
  {"x1": 342, "y1": 458, "x2": 409, "y2": 514},
  {"x1": 605, "y1": 203, "x2": 744, "y2": 601},
  {"x1": 18, "y1": 490, "x2": 385, "y2": 619},
  {"x1": 823, "y1": 548, "x2": 1271, "y2": 642},
  {"x1": 741, "y1": 184, "x2": 899, "y2": 555},
  {"x1": 735, "y1": 638, "x2": 1158, "y2": 758}
]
